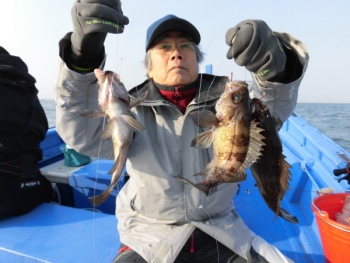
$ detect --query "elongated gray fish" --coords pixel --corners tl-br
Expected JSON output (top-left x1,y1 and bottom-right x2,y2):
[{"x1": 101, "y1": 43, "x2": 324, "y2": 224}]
[
  {"x1": 250, "y1": 98, "x2": 298, "y2": 224},
  {"x1": 174, "y1": 81, "x2": 265, "y2": 195},
  {"x1": 76, "y1": 71, "x2": 147, "y2": 206}
]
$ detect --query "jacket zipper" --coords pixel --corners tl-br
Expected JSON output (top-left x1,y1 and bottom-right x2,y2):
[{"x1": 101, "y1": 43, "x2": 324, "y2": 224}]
[
  {"x1": 190, "y1": 233, "x2": 195, "y2": 253},
  {"x1": 174, "y1": 86, "x2": 181, "y2": 110}
]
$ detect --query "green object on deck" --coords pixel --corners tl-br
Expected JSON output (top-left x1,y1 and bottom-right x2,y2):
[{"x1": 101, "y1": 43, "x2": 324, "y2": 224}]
[{"x1": 60, "y1": 144, "x2": 91, "y2": 167}]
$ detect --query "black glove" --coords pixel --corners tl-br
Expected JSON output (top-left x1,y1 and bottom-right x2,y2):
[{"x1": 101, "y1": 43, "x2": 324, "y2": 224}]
[
  {"x1": 70, "y1": 0, "x2": 129, "y2": 70},
  {"x1": 226, "y1": 20, "x2": 286, "y2": 81}
]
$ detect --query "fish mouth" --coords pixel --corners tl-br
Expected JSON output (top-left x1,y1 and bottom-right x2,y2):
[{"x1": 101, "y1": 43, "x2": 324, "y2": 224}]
[
  {"x1": 225, "y1": 81, "x2": 248, "y2": 93},
  {"x1": 216, "y1": 111, "x2": 225, "y2": 121},
  {"x1": 225, "y1": 85, "x2": 241, "y2": 93}
]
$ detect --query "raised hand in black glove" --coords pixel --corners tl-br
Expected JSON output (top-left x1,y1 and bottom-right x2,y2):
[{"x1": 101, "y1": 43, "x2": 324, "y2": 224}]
[
  {"x1": 70, "y1": 0, "x2": 129, "y2": 71},
  {"x1": 226, "y1": 20, "x2": 286, "y2": 81}
]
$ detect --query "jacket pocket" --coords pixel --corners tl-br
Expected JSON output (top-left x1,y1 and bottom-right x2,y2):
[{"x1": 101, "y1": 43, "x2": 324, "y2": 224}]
[
  {"x1": 204, "y1": 183, "x2": 238, "y2": 216},
  {"x1": 124, "y1": 180, "x2": 185, "y2": 222}
]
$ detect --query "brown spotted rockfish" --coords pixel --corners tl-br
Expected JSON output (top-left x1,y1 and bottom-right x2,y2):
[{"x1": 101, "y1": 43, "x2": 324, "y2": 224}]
[
  {"x1": 76, "y1": 71, "x2": 147, "y2": 206},
  {"x1": 174, "y1": 81, "x2": 265, "y2": 194},
  {"x1": 175, "y1": 80, "x2": 298, "y2": 224}
]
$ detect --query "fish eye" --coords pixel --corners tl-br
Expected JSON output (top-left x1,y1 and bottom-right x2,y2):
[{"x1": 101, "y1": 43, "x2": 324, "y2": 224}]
[{"x1": 233, "y1": 93, "x2": 243, "y2": 103}]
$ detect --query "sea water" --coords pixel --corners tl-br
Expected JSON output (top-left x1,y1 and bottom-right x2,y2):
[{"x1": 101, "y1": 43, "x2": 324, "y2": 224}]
[
  {"x1": 40, "y1": 100, "x2": 350, "y2": 152},
  {"x1": 295, "y1": 103, "x2": 350, "y2": 152}
]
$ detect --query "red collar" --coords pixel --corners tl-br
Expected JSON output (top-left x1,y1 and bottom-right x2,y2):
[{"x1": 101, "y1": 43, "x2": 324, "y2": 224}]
[{"x1": 158, "y1": 86, "x2": 196, "y2": 114}]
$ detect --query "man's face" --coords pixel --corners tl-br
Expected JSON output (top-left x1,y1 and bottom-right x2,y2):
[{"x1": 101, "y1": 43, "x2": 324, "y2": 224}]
[{"x1": 148, "y1": 31, "x2": 198, "y2": 86}]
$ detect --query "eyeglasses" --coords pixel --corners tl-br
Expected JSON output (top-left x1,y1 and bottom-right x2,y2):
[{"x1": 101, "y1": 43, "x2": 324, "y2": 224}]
[{"x1": 152, "y1": 42, "x2": 196, "y2": 54}]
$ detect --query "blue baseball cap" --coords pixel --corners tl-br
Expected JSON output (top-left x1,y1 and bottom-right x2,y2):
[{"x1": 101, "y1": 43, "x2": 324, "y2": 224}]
[{"x1": 145, "y1": 15, "x2": 201, "y2": 51}]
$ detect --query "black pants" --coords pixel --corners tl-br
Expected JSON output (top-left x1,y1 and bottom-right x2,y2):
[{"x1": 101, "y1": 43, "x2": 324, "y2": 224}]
[
  {"x1": 0, "y1": 157, "x2": 53, "y2": 219},
  {"x1": 114, "y1": 228, "x2": 246, "y2": 263}
]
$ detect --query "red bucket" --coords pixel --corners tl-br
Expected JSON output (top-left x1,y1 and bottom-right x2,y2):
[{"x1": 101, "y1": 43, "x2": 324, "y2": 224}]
[{"x1": 311, "y1": 193, "x2": 350, "y2": 263}]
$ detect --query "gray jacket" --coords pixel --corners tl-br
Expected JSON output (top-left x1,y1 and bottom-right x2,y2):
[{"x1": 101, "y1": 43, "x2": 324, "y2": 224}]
[{"x1": 54, "y1": 32, "x2": 308, "y2": 263}]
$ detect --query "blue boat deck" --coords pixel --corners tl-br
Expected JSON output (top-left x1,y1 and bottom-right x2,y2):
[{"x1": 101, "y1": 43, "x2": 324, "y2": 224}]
[{"x1": 0, "y1": 203, "x2": 120, "y2": 263}]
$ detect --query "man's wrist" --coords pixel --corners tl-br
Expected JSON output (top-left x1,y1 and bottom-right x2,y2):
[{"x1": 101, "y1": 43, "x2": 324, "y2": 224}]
[
  {"x1": 59, "y1": 35, "x2": 104, "y2": 74},
  {"x1": 69, "y1": 47, "x2": 105, "y2": 73},
  {"x1": 267, "y1": 43, "x2": 303, "y2": 84}
]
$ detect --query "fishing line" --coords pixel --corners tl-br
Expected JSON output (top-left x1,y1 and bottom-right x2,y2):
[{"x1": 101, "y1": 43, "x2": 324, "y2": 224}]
[
  {"x1": 90, "y1": 7, "x2": 156, "y2": 258},
  {"x1": 239, "y1": 186, "x2": 323, "y2": 196},
  {"x1": 113, "y1": 19, "x2": 134, "y2": 72},
  {"x1": 193, "y1": 36, "x2": 239, "y2": 261},
  {"x1": 194, "y1": 71, "x2": 215, "y2": 188},
  {"x1": 111, "y1": 19, "x2": 147, "y2": 141},
  {"x1": 202, "y1": 27, "x2": 230, "y2": 55},
  {"x1": 192, "y1": 37, "x2": 251, "y2": 261},
  {"x1": 193, "y1": 70, "x2": 222, "y2": 262},
  {"x1": 199, "y1": 205, "x2": 220, "y2": 262},
  {"x1": 91, "y1": 74, "x2": 112, "y2": 261}
]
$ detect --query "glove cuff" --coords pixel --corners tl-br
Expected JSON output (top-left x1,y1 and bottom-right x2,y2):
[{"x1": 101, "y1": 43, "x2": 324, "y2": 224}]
[
  {"x1": 58, "y1": 32, "x2": 105, "y2": 73},
  {"x1": 268, "y1": 43, "x2": 303, "y2": 84},
  {"x1": 69, "y1": 46, "x2": 105, "y2": 72}
]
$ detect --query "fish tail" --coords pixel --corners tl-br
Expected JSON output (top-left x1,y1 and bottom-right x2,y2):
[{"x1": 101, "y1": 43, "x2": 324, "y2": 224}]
[
  {"x1": 279, "y1": 207, "x2": 299, "y2": 224},
  {"x1": 88, "y1": 184, "x2": 115, "y2": 207},
  {"x1": 90, "y1": 155, "x2": 125, "y2": 207},
  {"x1": 194, "y1": 184, "x2": 211, "y2": 196}
]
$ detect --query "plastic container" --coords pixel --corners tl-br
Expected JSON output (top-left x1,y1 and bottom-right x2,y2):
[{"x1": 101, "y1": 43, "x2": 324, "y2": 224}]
[{"x1": 311, "y1": 193, "x2": 350, "y2": 263}]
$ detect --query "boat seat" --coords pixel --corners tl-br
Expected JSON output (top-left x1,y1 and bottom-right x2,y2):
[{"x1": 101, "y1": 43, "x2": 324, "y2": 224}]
[
  {"x1": 40, "y1": 159, "x2": 82, "y2": 184},
  {"x1": 0, "y1": 203, "x2": 120, "y2": 262}
]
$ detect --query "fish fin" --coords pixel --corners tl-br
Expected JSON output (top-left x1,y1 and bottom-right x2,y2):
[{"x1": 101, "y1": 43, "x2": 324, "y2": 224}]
[
  {"x1": 278, "y1": 207, "x2": 299, "y2": 224},
  {"x1": 189, "y1": 110, "x2": 219, "y2": 128},
  {"x1": 191, "y1": 130, "x2": 214, "y2": 148},
  {"x1": 225, "y1": 169, "x2": 247, "y2": 182},
  {"x1": 108, "y1": 74, "x2": 130, "y2": 104},
  {"x1": 249, "y1": 120, "x2": 265, "y2": 141},
  {"x1": 240, "y1": 121, "x2": 265, "y2": 170},
  {"x1": 173, "y1": 175, "x2": 193, "y2": 185},
  {"x1": 121, "y1": 115, "x2": 145, "y2": 132},
  {"x1": 193, "y1": 164, "x2": 211, "y2": 176},
  {"x1": 173, "y1": 175, "x2": 210, "y2": 195},
  {"x1": 278, "y1": 154, "x2": 293, "y2": 198},
  {"x1": 101, "y1": 119, "x2": 117, "y2": 139},
  {"x1": 88, "y1": 183, "x2": 116, "y2": 207},
  {"x1": 73, "y1": 110, "x2": 105, "y2": 118},
  {"x1": 129, "y1": 91, "x2": 148, "y2": 108}
]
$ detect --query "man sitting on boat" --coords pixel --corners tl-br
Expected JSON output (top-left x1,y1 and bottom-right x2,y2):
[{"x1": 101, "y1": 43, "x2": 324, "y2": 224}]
[
  {"x1": 0, "y1": 47, "x2": 53, "y2": 219},
  {"x1": 54, "y1": 0, "x2": 309, "y2": 262}
]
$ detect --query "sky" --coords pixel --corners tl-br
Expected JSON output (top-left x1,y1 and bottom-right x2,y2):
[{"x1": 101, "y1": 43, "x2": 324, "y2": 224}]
[{"x1": 0, "y1": 0, "x2": 349, "y2": 103}]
